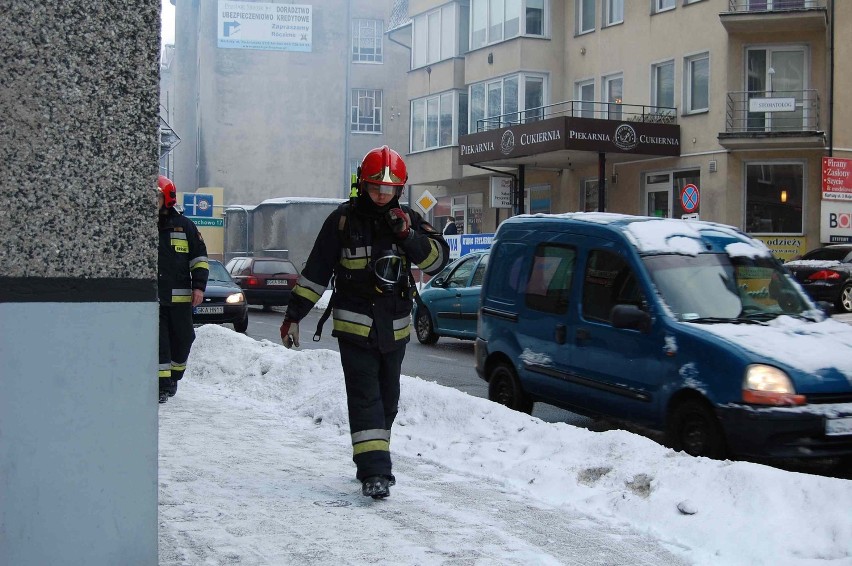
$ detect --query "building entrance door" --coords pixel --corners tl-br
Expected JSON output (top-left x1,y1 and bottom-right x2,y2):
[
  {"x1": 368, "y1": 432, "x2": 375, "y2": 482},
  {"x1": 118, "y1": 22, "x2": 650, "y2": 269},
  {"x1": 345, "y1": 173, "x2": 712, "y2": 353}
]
[{"x1": 644, "y1": 173, "x2": 672, "y2": 218}]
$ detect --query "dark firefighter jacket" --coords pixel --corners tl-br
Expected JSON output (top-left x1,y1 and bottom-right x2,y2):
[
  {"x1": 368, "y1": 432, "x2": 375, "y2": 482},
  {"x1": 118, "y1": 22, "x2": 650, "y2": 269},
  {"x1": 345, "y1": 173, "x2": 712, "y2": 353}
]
[
  {"x1": 285, "y1": 201, "x2": 450, "y2": 353},
  {"x1": 158, "y1": 207, "x2": 209, "y2": 306}
]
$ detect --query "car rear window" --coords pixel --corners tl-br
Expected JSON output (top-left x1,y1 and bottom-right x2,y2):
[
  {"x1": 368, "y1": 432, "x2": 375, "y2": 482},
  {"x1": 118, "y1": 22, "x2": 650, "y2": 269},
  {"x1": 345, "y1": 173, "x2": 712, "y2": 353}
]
[
  {"x1": 254, "y1": 260, "x2": 298, "y2": 275},
  {"x1": 802, "y1": 247, "x2": 851, "y2": 262}
]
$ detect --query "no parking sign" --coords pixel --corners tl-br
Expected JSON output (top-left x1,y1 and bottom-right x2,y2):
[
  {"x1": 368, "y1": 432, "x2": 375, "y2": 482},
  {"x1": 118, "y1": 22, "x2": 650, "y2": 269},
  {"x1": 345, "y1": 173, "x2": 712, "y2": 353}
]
[{"x1": 680, "y1": 184, "x2": 700, "y2": 214}]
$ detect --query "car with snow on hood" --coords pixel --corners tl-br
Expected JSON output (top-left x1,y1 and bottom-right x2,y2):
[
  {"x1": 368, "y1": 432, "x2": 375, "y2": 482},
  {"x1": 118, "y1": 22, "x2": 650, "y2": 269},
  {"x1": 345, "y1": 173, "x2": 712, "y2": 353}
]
[{"x1": 475, "y1": 212, "x2": 852, "y2": 464}]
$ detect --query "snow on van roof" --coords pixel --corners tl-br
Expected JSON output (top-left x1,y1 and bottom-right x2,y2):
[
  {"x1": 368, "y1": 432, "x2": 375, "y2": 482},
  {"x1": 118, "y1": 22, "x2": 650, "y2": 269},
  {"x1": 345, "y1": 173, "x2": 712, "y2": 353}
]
[{"x1": 519, "y1": 212, "x2": 771, "y2": 257}]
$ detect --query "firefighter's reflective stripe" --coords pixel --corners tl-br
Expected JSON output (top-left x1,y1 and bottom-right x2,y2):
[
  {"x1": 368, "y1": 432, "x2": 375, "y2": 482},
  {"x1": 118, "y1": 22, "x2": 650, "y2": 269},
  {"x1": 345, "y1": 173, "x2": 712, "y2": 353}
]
[
  {"x1": 340, "y1": 256, "x2": 369, "y2": 270},
  {"x1": 333, "y1": 308, "x2": 372, "y2": 337},
  {"x1": 352, "y1": 428, "x2": 390, "y2": 456},
  {"x1": 170, "y1": 232, "x2": 189, "y2": 253},
  {"x1": 171, "y1": 289, "x2": 193, "y2": 303},
  {"x1": 190, "y1": 256, "x2": 209, "y2": 270},
  {"x1": 171, "y1": 361, "x2": 187, "y2": 372},
  {"x1": 393, "y1": 315, "x2": 412, "y2": 340},
  {"x1": 158, "y1": 363, "x2": 171, "y2": 378},
  {"x1": 418, "y1": 239, "x2": 447, "y2": 274},
  {"x1": 351, "y1": 429, "x2": 391, "y2": 443},
  {"x1": 292, "y1": 274, "x2": 326, "y2": 304}
]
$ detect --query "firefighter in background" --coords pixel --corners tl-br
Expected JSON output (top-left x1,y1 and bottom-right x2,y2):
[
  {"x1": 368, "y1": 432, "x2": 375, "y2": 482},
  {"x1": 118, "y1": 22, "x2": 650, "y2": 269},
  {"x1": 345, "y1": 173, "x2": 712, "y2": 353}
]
[
  {"x1": 157, "y1": 175, "x2": 208, "y2": 404},
  {"x1": 280, "y1": 146, "x2": 449, "y2": 499}
]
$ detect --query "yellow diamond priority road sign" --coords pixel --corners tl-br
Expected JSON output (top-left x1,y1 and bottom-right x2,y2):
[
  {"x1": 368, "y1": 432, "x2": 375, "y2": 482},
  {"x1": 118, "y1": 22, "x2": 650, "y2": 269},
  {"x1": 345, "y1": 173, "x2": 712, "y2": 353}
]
[{"x1": 416, "y1": 189, "x2": 437, "y2": 214}]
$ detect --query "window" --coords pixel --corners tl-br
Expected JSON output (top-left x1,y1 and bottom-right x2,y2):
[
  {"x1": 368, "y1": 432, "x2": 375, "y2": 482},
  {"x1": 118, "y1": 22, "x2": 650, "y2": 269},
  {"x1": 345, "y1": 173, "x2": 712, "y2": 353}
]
[
  {"x1": 446, "y1": 255, "x2": 478, "y2": 287},
  {"x1": 471, "y1": 254, "x2": 490, "y2": 286},
  {"x1": 470, "y1": 0, "x2": 546, "y2": 50},
  {"x1": 604, "y1": 74, "x2": 623, "y2": 119},
  {"x1": 525, "y1": 184, "x2": 551, "y2": 214},
  {"x1": 582, "y1": 250, "x2": 645, "y2": 323},
  {"x1": 745, "y1": 162, "x2": 804, "y2": 234},
  {"x1": 652, "y1": 60, "x2": 675, "y2": 109},
  {"x1": 412, "y1": 3, "x2": 467, "y2": 69},
  {"x1": 685, "y1": 52, "x2": 709, "y2": 113},
  {"x1": 582, "y1": 178, "x2": 600, "y2": 212},
  {"x1": 351, "y1": 89, "x2": 382, "y2": 133},
  {"x1": 411, "y1": 91, "x2": 467, "y2": 152},
  {"x1": 654, "y1": 0, "x2": 675, "y2": 13},
  {"x1": 487, "y1": 242, "x2": 528, "y2": 302},
  {"x1": 525, "y1": 244, "x2": 576, "y2": 314},
  {"x1": 576, "y1": 0, "x2": 595, "y2": 34},
  {"x1": 746, "y1": 46, "x2": 807, "y2": 132},
  {"x1": 575, "y1": 79, "x2": 595, "y2": 118},
  {"x1": 470, "y1": 73, "x2": 547, "y2": 131},
  {"x1": 352, "y1": 19, "x2": 383, "y2": 63},
  {"x1": 604, "y1": 0, "x2": 624, "y2": 26}
]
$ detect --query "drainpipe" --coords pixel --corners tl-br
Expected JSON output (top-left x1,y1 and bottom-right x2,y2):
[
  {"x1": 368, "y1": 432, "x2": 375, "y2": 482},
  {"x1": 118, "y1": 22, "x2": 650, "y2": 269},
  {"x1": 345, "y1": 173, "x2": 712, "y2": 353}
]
[{"x1": 828, "y1": 0, "x2": 835, "y2": 156}]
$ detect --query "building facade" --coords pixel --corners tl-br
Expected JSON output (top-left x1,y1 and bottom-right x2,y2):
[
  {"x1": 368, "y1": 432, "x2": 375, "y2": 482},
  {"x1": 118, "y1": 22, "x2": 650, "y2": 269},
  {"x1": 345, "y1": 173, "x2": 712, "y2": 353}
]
[
  {"x1": 394, "y1": 0, "x2": 851, "y2": 257},
  {"x1": 164, "y1": 0, "x2": 410, "y2": 205}
]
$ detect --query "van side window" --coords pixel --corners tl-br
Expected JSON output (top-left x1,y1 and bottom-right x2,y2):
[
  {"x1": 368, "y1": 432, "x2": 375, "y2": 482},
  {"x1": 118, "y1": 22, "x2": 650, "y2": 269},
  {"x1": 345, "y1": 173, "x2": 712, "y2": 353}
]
[
  {"x1": 525, "y1": 244, "x2": 576, "y2": 314},
  {"x1": 486, "y1": 243, "x2": 528, "y2": 302},
  {"x1": 582, "y1": 250, "x2": 645, "y2": 323},
  {"x1": 470, "y1": 254, "x2": 489, "y2": 287}
]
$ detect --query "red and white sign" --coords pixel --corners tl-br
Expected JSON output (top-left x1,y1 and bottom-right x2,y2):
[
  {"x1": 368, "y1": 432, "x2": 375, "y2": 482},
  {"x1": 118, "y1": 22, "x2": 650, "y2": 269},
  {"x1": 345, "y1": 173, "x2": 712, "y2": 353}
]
[
  {"x1": 822, "y1": 157, "x2": 852, "y2": 201},
  {"x1": 820, "y1": 200, "x2": 852, "y2": 243}
]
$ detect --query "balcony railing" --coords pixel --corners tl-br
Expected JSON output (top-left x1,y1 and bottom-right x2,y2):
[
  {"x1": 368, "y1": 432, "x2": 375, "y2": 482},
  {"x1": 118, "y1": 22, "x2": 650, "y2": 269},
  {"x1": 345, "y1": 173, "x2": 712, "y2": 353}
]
[
  {"x1": 475, "y1": 100, "x2": 677, "y2": 133},
  {"x1": 726, "y1": 0, "x2": 825, "y2": 12},
  {"x1": 724, "y1": 89, "x2": 819, "y2": 134}
]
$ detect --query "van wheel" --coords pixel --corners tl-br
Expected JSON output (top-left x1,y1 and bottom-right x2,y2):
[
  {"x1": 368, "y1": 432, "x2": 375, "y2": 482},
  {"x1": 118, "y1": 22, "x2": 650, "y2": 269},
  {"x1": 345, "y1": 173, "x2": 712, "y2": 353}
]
[
  {"x1": 233, "y1": 314, "x2": 249, "y2": 333},
  {"x1": 667, "y1": 399, "x2": 727, "y2": 459},
  {"x1": 415, "y1": 307, "x2": 439, "y2": 345},
  {"x1": 488, "y1": 362, "x2": 533, "y2": 415}
]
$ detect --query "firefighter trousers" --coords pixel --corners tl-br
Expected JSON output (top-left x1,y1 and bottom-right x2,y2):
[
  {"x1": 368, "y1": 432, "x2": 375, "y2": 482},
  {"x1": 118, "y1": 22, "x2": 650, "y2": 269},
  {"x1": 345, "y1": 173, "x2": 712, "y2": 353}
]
[
  {"x1": 338, "y1": 339, "x2": 405, "y2": 480},
  {"x1": 158, "y1": 304, "x2": 196, "y2": 393}
]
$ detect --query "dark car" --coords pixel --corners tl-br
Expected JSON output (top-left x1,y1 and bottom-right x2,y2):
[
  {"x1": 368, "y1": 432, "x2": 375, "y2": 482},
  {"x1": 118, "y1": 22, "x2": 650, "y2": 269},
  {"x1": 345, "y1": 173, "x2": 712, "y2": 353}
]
[
  {"x1": 413, "y1": 251, "x2": 489, "y2": 344},
  {"x1": 784, "y1": 244, "x2": 852, "y2": 313},
  {"x1": 224, "y1": 256, "x2": 300, "y2": 310},
  {"x1": 193, "y1": 259, "x2": 249, "y2": 333}
]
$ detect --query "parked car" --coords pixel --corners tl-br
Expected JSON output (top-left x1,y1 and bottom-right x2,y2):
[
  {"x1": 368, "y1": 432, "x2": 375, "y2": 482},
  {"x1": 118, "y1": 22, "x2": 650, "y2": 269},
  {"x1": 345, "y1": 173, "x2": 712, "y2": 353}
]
[
  {"x1": 413, "y1": 251, "x2": 489, "y2": 345},
  {"x1": 224, "y1": 256, "x2": 300, "y2": 310},
  {"x1": 475, "y1": 212, "x2": 852, "y2": 463},
  {"x1": 193, "y1": 259, "x2": 248, "y2": 333},
  {"x1": 784, "y1": 244, "x2": 852, "y2": 313}
]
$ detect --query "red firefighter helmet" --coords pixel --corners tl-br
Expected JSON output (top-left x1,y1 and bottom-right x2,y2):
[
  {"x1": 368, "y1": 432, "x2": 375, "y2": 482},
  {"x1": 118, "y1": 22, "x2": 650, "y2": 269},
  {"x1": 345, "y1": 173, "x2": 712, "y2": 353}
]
[
  {"x1": 358, "y1": 146, "x2": 408, "y2": 188},
  {"x1": 157, "y1": 175, "x2": 177, "y2": 208}
]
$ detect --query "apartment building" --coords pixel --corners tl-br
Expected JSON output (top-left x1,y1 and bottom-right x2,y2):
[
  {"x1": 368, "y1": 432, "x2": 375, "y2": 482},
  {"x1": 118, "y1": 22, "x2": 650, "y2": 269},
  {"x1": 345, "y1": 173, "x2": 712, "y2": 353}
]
[
  {"x1": 165, "y1": 0, "x2": 409, "y2": 205},
  {"x1": 393, "y1": 0, "x2": 851, "y2": 257}
]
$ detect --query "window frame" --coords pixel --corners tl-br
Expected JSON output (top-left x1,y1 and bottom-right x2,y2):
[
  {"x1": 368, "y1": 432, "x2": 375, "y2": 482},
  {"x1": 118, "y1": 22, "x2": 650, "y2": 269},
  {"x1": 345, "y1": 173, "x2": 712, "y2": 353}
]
[
  {"x1": 604, "y1": 0, "x2": 624, "y2": 27},
  {"x1": 603, "y1": 73, "x2": 624, "y2": 119},
  {"x1": 412, "y1": 3, "x2": 466, "y2": 70},
  {"x1": 469, "y1": 72, "x2": 548, "y2": 132},
  {"x1": 350, "y1": 89, "x2": 383, "y2": 133},
  {"x1": 651, "y1": 59, "x2": 675, "y2": 109},
  {"x1": 574, "y1": 78, "x2": 596, "y2": 118},
  {"x1": 524, "y1": 243, "x2": 577, "y2": 314},
  {"x1": 576, "y1": 0, "x2": 596, "y2": 35},
  {"x1": 410, "y1": 90, "x2": 468, "y2": 153},
  {"x1": 684, "y1": 51, "x2": 710, "y2": 114},
  {"x1": 352, "y1": 18, "x2": 383, "y2": 64},
  {"x1": 743, "y1": 161, "x2": 805, "y2": 235},
  {"x1": 470, "y1": 0, "x2": 547, "y2": 50},
  {"x1": 653, "y1": 0, "x2": 676, "y2": 13}
]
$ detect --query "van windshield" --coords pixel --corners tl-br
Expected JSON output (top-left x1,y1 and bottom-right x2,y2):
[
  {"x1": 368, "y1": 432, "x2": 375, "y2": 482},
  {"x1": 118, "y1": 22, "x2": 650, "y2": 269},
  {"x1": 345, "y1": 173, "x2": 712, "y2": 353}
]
[{"x1": 642, "y1": 253, "x2": 814, "y2": 323}]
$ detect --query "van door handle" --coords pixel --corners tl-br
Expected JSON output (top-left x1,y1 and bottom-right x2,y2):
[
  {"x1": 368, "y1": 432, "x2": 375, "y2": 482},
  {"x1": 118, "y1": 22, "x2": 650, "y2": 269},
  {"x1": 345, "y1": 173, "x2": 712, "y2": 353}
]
[
  {"x1": 576, "y1": 328, "x2": 590, "y2": 341},
  {"x1": 554, "y1": 323, "x2": 566, "y2": 344}
]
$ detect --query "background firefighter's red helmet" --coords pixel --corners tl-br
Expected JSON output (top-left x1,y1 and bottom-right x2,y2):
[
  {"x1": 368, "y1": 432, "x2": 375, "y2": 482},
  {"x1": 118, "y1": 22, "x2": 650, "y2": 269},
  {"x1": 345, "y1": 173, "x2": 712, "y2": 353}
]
[
  {"x1": 158, "y1": 175, "x2": 177, "y2": 208},
  {"x1": 358, "y1": 146, "x2": 408, "y2": 188}
]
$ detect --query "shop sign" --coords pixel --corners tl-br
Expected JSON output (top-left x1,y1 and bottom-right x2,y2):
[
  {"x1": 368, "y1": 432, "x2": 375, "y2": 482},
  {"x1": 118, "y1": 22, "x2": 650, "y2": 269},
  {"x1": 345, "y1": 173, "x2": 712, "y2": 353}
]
[
  {"x1": 490, "y1": 177, "x2": 513, "y2": 209},
  {"x1": 822, "y1": 157, "x2": 852, "y2": 201},
  {"x1": 748, "y1": 98, "x2": 796, "y2": 112},
  {"x1": 753, "y1": 236, "x2": 807, "y2": 263},
  {"x1": 820, "y1": 200, "x2": 852, "y2": 243}
]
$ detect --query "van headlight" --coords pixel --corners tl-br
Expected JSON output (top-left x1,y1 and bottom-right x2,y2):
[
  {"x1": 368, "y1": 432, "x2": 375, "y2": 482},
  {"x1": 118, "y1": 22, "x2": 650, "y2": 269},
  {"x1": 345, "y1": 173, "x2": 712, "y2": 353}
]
[
  {"x1": 226, "y1": 292, "x2": 245, "y2": 304},
  {"x1": 742, "y1": 364, "x2": 805, "y2": 406}
]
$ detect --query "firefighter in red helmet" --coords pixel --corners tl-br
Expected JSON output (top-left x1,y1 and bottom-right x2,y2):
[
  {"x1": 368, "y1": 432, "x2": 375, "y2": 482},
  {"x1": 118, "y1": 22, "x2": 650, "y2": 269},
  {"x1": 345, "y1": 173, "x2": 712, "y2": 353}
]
[
  {"x1": 280, "y1": 146, "x2": 449, "y2": 499},
  {"x1": 157, "y1": 175, "x2": 208, "y2": 404}
]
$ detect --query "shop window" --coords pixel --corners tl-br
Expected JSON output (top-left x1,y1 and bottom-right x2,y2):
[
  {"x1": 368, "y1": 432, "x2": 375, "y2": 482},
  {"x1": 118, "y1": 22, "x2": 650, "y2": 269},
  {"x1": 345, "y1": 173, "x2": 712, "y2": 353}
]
[{"x1": 745, "y1": 163, "x2": 803, "y2": 234}]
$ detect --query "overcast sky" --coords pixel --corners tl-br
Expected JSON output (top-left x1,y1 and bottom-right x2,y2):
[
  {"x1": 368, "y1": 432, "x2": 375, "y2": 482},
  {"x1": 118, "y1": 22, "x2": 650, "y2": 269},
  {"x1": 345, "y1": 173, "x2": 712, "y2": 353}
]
[{"x1": 161, "y1": 0, "x2": 175, "y2": 46}]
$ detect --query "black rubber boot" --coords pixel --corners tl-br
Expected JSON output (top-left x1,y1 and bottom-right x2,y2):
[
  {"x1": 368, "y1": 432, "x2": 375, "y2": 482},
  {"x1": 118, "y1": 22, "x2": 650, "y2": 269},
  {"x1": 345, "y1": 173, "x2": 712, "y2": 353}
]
[
  {"x1": 159, "y1": 390, "x2": 169, "y2": 404},
  {"x1": 167, "y1": 378, "x2": 178, "y2": 397},
  {"x1": 361, "y1": 475, "x2": 390, "y2": 499}
]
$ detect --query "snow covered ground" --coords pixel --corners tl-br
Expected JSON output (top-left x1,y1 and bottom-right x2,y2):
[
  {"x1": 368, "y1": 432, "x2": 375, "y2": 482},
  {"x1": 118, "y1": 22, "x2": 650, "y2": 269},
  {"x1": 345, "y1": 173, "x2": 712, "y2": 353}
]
[{"x1": 158, "y1": 325, "x2": 852, "y2": 566}]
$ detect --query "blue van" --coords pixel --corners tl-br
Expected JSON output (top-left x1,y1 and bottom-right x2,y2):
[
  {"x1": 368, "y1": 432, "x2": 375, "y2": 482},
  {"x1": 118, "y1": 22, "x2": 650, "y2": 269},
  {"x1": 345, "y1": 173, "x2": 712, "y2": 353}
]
[{"x1": 475, "y1": 213, "x2": 852, "y2": 461}]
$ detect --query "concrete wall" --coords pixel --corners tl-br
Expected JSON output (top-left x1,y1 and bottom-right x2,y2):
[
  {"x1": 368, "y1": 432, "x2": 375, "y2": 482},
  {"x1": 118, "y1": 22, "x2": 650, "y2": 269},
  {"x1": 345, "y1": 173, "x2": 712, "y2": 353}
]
[{"x1": 0, "y1": 2, "x2": 159, "y2": 564}]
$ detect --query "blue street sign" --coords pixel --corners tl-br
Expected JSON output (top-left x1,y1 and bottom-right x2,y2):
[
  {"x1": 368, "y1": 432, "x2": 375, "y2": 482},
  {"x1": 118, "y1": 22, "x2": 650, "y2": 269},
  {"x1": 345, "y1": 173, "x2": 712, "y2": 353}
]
[{"x1": 183, "y1": 193, "x2": 214, "y2": 217}]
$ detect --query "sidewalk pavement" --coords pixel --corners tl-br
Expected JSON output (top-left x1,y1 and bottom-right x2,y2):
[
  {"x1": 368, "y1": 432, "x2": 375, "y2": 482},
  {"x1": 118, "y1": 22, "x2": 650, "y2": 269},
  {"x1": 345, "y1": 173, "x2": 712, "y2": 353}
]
[{"x1": 158, "y1": 379, "x2": 689, "y2": 566}]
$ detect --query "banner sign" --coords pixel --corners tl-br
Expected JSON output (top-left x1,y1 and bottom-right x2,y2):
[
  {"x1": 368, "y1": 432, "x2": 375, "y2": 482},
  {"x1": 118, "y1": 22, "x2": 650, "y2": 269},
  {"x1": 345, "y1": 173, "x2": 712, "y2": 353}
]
[
  {"x1": 822, "y1": 157, "x2": 852, "y2": 201},
  {"x1": 218, "y1": 1, "x2": 312, "y2": 52}
]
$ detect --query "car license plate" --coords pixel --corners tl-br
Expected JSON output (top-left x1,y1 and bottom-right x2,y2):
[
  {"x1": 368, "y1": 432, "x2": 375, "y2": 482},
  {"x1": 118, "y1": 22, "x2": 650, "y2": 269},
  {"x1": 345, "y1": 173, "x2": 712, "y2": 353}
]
[
  {"x1": 267, "y1": 280, "x2": 289, "y2": 286},
  {"x1": 194, "y1": 306, "x2": 224, "y2": 315},
  {"x1": 825, "y1": 416, "x2": 852, "y2": 436}
]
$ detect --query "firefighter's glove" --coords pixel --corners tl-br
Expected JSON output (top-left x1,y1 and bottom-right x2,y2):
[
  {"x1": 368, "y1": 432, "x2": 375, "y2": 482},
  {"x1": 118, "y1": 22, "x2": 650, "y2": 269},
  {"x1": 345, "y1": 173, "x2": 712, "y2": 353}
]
[
  {"x1": 387, "y1": 208, "x2": 411, "y2": 240},
  {"x1": 280, "y1": 319, "x2": 300, "y2": 348}
]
